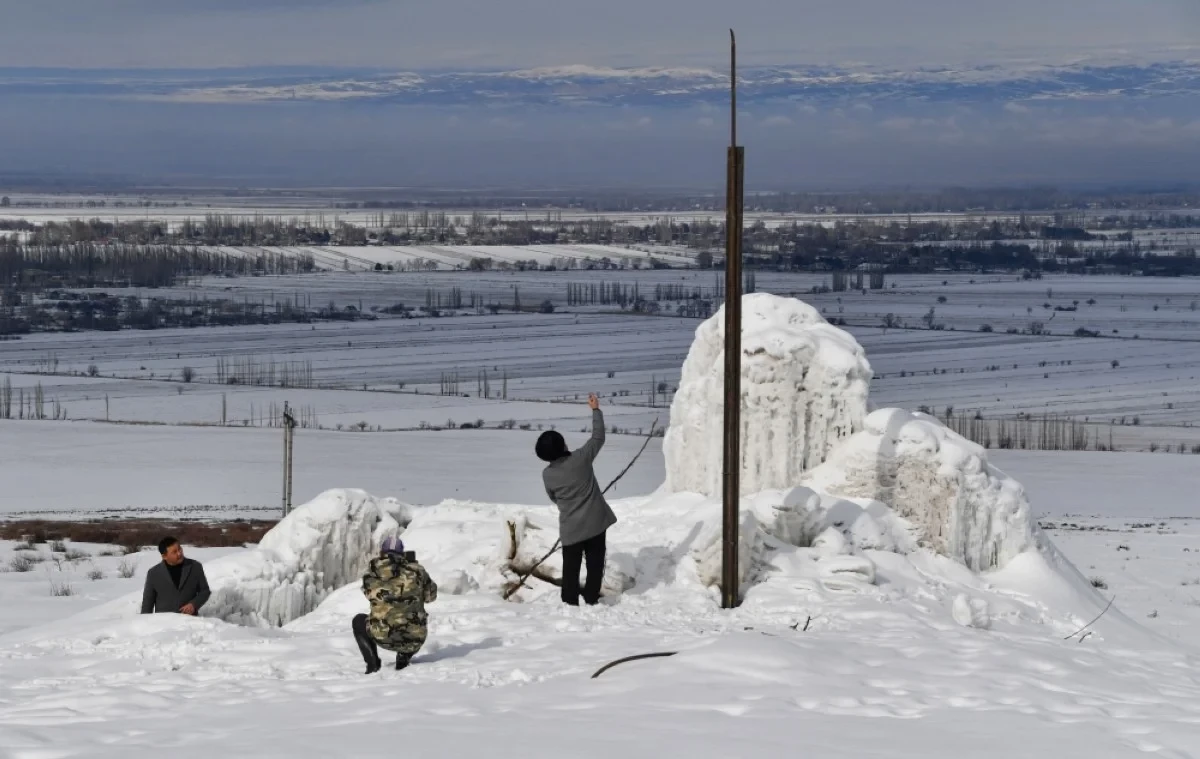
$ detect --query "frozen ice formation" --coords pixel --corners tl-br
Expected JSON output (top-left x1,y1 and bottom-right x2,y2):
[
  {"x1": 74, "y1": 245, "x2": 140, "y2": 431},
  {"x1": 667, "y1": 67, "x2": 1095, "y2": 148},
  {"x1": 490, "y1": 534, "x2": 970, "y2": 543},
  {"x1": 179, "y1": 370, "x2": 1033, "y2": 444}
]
[
  {"x1": 664, "y1": 293, "x2": 872, "y2": 498},
  {"x1": 665, "y1": 294, "x2": 1034, "y2": 574},
  {"x1": 202, "y1": 489, "x2": 411, "y2": 626},
  {"x1": 805, "y1": 409, "x2": 1035, "y2": 571}
]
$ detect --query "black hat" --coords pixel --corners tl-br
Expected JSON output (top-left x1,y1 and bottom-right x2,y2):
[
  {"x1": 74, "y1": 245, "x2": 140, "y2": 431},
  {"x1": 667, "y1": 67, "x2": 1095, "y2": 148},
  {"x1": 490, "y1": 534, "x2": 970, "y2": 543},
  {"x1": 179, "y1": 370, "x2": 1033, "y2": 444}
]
[{"x1": 535, "y1": 430, "x2": 568, "y2": 462}]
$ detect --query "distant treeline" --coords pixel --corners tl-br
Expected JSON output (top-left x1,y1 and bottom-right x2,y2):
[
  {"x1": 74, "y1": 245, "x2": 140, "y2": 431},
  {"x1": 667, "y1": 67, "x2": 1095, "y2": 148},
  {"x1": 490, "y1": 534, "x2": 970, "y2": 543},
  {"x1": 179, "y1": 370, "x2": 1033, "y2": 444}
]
[
  {"x1": 0, "y1": 241, "x2": 314, "y2": 290},
  {"x1": 736, "y1": 242, "x2": 1200, "y2": 277},
  {"x1": 0, "y1": 290, "x2": 371, "y2": 336}
]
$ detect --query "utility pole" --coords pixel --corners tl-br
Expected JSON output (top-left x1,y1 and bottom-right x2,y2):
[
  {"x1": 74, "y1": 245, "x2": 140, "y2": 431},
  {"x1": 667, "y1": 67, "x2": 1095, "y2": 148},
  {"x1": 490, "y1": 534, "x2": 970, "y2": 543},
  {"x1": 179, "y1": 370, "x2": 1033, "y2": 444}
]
[
  {"x1": 722, "y1": 29, "x2": 745, "y2": 610},
  {"x1": 282, "y1": 401, "x2": 296, "y2": 517}
]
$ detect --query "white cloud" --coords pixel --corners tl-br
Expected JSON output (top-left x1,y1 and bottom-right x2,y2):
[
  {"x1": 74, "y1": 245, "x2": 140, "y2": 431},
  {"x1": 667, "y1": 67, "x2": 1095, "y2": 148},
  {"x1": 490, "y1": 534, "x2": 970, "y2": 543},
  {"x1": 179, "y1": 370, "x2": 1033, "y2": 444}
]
[
  {"x1": 697, "y1": 116, "x2": 715, "y2": 128},
  {"x1": 881, "y1": 117, "x2": 918, "y2": 131},
  {"x1": 760, "y1": 115, "x2": 794, "y2": 128},
  {"x1": 1004, "y1": 102, "x2": 1032, "y2": 114}
]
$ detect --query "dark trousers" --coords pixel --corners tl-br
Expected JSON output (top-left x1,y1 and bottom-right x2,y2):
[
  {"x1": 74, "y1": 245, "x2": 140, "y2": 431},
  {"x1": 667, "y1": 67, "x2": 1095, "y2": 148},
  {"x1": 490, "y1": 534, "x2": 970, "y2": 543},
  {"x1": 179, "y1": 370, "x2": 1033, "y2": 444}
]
[
  {"x1": 352, "y1": 613, "x2": 411, "y2": 670},
  {"x1": 352, "y1": 613, "x2": 379, "y2": 667},
  {"x1": 561, "y1": 530, "x2": 606, "y2": 606}
]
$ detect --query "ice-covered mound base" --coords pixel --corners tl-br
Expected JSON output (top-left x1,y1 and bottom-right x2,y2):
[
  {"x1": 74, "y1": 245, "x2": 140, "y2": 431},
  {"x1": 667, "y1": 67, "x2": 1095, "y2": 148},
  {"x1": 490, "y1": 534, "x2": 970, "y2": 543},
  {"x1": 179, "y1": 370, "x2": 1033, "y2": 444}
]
[
  {"x1": 74, "y1": 489, "x2": 411, "y2": 626},
  {"x1": 664, "y1": 293, "x2": 872, "y2": 497},
  {"x1": 806, "y1": 409, "x2": 1035, "y2": 571},
  {"x1": 384, "y1": 489, "x2": 1139, "y2": 647}
]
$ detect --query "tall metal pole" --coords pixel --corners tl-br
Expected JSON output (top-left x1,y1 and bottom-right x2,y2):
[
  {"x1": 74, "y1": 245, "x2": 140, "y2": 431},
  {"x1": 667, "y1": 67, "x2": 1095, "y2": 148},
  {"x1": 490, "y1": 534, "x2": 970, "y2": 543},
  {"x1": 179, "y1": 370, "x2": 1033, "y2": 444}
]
[
  {"x1": 722, "y1": 29, "x2": 745, "y2": 610},
  {"x1": 282, "y1": 401, "x2": 295, "y2": 517}
]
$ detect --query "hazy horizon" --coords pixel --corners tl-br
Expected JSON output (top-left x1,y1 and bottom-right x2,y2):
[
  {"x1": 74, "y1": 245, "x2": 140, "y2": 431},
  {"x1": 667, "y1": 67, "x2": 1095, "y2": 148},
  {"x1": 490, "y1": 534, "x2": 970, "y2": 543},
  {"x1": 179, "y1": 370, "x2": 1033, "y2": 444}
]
[{"x1": 5, "y1": 1, "x2": 1200, "y2": 190}]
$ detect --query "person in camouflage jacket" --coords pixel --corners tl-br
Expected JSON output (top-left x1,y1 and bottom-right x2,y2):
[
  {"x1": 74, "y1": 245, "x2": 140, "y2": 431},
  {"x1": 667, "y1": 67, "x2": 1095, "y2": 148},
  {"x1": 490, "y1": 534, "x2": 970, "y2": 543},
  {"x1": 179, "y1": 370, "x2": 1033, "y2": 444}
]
[{"x1": 351, "y1": 536, "x2": 438, "y2": 674}]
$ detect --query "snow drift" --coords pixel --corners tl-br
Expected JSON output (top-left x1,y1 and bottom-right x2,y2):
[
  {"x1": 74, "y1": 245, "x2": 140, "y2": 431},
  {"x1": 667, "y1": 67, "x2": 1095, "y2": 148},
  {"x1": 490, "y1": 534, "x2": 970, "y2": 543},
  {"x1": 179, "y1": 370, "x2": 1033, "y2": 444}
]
[{"x1": 664, "y1": 293, "x2": 872, "y2": 497}]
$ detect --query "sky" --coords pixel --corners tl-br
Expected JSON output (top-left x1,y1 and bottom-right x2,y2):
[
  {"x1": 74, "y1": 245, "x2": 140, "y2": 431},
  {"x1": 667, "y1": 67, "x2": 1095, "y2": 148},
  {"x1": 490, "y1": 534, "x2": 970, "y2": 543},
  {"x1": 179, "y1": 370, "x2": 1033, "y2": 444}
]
[
  {"x1": 3, "y1": 0, "x2": 1198, "y2": 69},
  {"x1": 3, "y1": 0, "x2": 1200, "y2": 190}
]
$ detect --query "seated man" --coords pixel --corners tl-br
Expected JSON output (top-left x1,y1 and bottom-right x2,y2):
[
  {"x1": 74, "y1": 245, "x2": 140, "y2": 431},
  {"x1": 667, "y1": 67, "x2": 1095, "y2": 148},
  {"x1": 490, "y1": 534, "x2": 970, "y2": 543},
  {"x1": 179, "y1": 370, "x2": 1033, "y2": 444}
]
[
  {"x1": 140, "y1": 536, "x2": 211, "y2": 616},
  {"x1": 352, "y1": 536, "x2": 438, "y2": 674}
]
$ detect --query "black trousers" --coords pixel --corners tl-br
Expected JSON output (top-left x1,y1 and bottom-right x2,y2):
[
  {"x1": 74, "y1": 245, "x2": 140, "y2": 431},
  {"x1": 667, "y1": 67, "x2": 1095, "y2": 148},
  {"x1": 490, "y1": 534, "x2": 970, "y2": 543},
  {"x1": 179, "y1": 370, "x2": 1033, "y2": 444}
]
[
  {"x1": 561, "y1": 530, "x2": 606, "y2": 606},
  {"x1": 352, "y1": 613, "x2": 410, "y2": 670},
  {"x1": 352, "y1": 613, "x2": 379, "y2": 665}
]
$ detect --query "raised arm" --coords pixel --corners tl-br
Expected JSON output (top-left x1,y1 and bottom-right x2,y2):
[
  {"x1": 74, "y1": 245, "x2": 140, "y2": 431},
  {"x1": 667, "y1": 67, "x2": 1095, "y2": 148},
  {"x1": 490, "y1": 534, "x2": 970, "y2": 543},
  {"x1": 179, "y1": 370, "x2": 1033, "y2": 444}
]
[{"x1": 574, "y1": 395, "x2": 606, "y2": 465}]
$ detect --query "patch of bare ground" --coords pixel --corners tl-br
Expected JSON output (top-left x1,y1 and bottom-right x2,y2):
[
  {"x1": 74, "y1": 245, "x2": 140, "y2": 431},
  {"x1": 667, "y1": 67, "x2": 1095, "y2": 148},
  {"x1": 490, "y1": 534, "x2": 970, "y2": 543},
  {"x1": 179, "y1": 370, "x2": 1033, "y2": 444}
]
[{"x1": 0, "y1": 519, "x2": 276, "y2": 550}]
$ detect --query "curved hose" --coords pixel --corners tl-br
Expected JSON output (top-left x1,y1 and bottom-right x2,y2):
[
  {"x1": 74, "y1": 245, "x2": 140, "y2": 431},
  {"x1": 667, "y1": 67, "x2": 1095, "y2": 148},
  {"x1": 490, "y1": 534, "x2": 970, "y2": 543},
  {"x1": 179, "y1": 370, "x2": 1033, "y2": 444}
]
[{"x1": 590, "y1": 651, "x2": 678, "y2": 679}]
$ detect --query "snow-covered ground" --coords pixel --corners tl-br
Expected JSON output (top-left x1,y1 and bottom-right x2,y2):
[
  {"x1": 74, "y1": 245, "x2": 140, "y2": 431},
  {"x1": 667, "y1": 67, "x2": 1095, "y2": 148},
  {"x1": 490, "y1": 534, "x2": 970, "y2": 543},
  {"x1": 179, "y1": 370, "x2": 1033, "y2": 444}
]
[
  {"x1": 0, "y1": 423, "x2": 667, "y2": 516},
  {"x1": 1, "y1": 488, "x2": 1197, "y2": 758}
]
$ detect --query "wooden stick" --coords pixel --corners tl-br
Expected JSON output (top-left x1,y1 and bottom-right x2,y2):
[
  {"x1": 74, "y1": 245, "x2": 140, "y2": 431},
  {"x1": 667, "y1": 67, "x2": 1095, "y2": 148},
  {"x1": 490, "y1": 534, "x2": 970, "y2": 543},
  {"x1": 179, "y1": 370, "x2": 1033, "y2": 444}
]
[
  {"x1": 503, "y1": 418, "x2": 659, "y2": 600},
  {"x1": 1063, "y1": 595, "x2": 1115, "y2": 640}
]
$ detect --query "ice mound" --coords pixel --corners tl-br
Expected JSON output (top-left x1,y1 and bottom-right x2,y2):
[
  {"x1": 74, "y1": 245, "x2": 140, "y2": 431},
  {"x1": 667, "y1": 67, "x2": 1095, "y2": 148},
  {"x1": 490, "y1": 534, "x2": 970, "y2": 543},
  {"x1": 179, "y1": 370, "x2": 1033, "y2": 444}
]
[
  {"x1": 201, "y1": 489, "x2": 410, "y2": 626},
  {"x1": 664, "y1": 293, "x2": 872, "y2": 497},
  {"x1": 73, "y1": 489, "x2": 410, "y2": 626},
  {"x1": 387, "y1": 490, "x2": 1136, "y2": 644},
  {"x1": 805, "y1": 409, "x2": 1035, "y2": 572}
]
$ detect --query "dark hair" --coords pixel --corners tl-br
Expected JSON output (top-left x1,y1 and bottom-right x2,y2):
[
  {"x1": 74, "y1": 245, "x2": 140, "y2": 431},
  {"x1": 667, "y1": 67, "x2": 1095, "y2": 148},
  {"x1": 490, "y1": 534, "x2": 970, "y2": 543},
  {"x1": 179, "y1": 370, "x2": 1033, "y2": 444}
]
[
  {"x1": 535, "y1": 430, "x2": 568, "y2": 462},
  {"x1": 158, "y1": 536, "x2": 180, "y2": 555}
]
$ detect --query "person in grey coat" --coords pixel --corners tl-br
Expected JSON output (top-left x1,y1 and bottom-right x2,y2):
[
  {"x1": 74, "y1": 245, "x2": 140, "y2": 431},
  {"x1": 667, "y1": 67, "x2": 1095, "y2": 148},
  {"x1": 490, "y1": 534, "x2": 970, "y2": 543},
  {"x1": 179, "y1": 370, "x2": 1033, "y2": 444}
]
[
  {"x1": 537, "y1": 393, "x2": 617, "y2": 606},
  {"x1": 140, "y1": 536, "x2": 212, "y2": 616}
]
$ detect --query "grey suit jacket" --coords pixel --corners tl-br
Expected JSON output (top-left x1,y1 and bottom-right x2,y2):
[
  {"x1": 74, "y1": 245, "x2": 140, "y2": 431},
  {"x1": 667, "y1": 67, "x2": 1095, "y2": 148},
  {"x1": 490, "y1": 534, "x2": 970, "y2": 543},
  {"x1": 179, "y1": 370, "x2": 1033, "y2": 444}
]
[
  {"x1": 543, "y1": 409, "x2": 618, "y2": 547},
  {"x1": 140, "y1": 558, "x2": 212, "y2": 614}
]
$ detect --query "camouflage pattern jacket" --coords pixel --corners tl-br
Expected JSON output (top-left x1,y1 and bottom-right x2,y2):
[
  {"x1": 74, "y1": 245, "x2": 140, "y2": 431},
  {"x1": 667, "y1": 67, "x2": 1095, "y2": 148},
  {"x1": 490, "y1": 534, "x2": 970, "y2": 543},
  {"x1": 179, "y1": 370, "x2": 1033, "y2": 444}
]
[{"x1": 362, "y1": 551, "x2": 438, "y2": 655}]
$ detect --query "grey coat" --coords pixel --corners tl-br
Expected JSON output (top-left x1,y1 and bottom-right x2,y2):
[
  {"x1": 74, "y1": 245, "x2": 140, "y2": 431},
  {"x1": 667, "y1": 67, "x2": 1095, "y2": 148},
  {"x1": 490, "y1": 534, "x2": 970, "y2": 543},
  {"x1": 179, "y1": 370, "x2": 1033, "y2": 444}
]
[
  {"x1": 543, "y1": 409, "x2": 618, "y2": 547},
  {"x1": 140, "y1": 558, "x2": 212, "y2": 614}
]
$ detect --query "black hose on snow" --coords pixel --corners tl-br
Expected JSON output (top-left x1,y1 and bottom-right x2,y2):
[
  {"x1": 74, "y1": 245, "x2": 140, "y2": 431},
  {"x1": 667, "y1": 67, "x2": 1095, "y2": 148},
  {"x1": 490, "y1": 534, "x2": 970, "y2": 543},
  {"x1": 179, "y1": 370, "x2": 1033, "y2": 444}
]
[{"x1": 590, "y1": 651, "x2": 678, "y2": 679}]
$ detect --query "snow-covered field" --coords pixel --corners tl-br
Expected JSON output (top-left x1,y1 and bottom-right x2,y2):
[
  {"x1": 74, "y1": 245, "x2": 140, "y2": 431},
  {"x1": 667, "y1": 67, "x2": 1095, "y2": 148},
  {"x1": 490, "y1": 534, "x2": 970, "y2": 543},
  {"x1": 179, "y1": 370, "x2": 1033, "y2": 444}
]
[
  {"x1": 5, "y1": 280, "x2": 1200, "y2": 450},
  {"x1": 0, "y1": 194, "x2": 1056, "y2": 229},
  {"x1": 0, "y1": 423, "x2": 668, "y2": 516}
]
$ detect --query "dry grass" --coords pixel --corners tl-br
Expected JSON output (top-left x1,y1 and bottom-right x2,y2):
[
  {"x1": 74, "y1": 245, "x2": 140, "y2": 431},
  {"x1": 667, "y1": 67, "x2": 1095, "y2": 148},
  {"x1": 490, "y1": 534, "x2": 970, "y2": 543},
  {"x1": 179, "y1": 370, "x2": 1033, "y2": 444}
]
[
  {"x1": 0, "y1": 518, "x2": 277, "y2": 550},
  {"x1": 116, "y1": 558, "x2": 138, "y2": 579}
]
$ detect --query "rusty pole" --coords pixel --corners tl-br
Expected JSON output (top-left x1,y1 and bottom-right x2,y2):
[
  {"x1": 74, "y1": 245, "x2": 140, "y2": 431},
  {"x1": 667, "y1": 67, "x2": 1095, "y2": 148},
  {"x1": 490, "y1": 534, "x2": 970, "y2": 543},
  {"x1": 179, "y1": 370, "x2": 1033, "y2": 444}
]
[{"x1": 722, "y1": 29, "x2": 745, "y2": 610}]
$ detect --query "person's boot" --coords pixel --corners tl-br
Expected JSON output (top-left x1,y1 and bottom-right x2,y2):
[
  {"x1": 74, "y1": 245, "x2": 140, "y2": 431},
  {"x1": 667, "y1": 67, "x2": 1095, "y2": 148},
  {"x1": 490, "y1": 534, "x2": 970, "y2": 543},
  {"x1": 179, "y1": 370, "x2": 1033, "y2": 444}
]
[
  {"x1": 353, "y1": 628, "x2": 382, "y2": 675},
  {"x1": 395, "y1": 654, "x2": 411, "y2": 671}
]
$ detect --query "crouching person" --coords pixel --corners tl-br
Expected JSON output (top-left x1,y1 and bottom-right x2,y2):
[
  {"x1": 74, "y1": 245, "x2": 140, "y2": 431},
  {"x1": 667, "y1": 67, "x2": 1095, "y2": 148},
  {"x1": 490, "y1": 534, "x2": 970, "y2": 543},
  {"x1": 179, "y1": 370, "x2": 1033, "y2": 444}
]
[{"x1": 352, "y1": 536, "x2": 438, "y2": 674}]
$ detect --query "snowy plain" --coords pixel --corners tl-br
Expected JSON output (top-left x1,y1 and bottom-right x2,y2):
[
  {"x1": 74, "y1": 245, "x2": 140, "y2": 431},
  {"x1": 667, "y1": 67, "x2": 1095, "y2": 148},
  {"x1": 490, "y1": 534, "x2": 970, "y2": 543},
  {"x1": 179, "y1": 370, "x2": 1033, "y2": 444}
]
[{"x1": 6, "y1": 279, "x2": 1200, "y2": 452}]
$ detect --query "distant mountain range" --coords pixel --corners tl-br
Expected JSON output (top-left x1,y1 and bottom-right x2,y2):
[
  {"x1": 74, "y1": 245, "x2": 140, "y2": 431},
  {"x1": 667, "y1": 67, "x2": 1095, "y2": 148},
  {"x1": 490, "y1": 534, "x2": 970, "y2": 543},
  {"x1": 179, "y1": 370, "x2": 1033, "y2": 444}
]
[{"x1": 3, "y1": 60, "x2": 1200, "y2": 106}]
